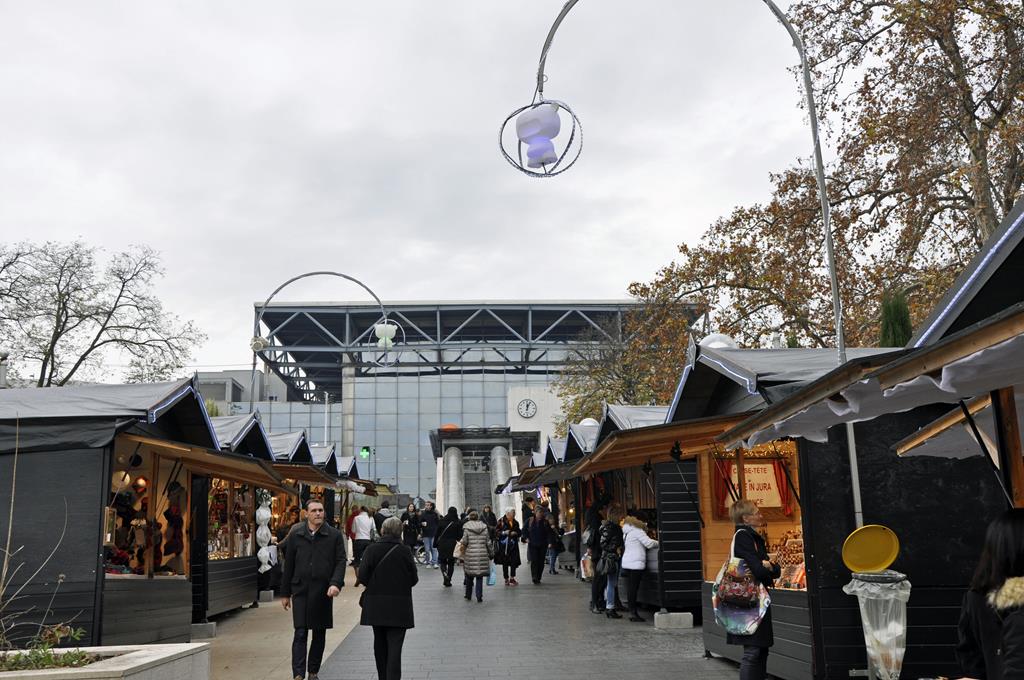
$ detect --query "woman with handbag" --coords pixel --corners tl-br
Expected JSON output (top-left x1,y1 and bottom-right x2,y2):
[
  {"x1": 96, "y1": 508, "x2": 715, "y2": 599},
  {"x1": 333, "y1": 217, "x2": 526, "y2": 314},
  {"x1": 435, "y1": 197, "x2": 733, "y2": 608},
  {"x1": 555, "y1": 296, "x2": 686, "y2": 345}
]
[
  {"x1": 525, "y1": 506, "x2": 554, "y2": 584},
  {"x1": 399, "y1": 503, "x2": 420, "y2": 551},
  {"x1": 434, "y1": 507, "x2": 462, "y2": 588},
  {"x1": 458, "y1": 510, "x2": 492, "y2": 602},
  {"x1": 728, "y1": 499, "x2": 781, "y2": 680},
  {"x1": 494, "y1": 508, "x2": 522, "y2": 585},
  {"x1": 621, "y1": 514, "x2": 659, "y2": 622},
  {"x1": 598, "y1": 508, "x2": 625, "y2": 618},
  {"x1": 357, "y1": 516, "x2": 418, "y2": 680}
]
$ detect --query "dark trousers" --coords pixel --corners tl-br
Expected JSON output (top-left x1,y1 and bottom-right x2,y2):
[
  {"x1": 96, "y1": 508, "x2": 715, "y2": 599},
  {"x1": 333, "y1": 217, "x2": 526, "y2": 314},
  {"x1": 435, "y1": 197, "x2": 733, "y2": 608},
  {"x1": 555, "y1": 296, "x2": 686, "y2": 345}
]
[
  {"x1": 591, "y1": 570, "x2": 607, "y2": 608},
  {"x1": 291, "y1": 627, "x2": 326, "y2": 678},
  {"x1": 464, "y1": 574, "x2": 483, "y2": 599},
  {"x1": 353, "y1": 539, "x2": 371, "y2": 565},
  {"x1": 439, "y1": 557, "x2": 455, "y2": 584},
  {"x1": 624, "y1": 568, "x2": 644, "y2": 614},
  {"x1": 527, "y1": 545, "x2": 545, "y2": 582},
  {"x1": 740, "y1": 645, "x2": 769, "y2": 680},
  {"x1": 372, "y1": 625, "x2": 406, "y2": 680},
  {"x1": 501, "y1": 563, "x2": 517, "y2": 579}
]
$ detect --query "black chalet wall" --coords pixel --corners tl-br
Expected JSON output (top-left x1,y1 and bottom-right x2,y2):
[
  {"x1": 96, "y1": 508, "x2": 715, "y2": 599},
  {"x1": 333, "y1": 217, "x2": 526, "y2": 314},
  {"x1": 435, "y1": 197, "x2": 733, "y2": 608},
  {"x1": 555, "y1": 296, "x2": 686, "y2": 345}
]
[
  {"x1": 800, "y1": 404, "x2": 1005, "y2": 680},
  {"x1": 0, "y1": 447, "x2": 106, "y2": 646}
]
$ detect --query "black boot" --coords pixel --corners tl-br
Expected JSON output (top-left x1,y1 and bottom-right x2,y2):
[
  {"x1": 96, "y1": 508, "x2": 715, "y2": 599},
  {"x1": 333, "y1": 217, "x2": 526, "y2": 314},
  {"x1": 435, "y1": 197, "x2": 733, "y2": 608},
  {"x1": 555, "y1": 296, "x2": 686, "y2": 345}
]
[{"x1": 606, "y1": 609, "x2": 622, "y2": 619}]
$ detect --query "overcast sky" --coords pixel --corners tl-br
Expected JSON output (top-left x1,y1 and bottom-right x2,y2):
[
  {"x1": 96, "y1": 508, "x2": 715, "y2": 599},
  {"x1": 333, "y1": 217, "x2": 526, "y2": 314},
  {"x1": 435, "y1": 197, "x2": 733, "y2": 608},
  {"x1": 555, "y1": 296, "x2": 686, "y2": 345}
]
[{"x1": 0, "y1": 1, "x2": 812, "y2": 373}]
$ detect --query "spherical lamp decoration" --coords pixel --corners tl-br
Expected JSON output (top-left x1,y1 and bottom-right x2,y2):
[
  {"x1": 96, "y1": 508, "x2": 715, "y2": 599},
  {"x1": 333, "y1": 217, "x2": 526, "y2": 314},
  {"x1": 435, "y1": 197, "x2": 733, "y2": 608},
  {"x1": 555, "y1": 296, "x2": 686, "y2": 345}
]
[
  {"x1": 112, "y1": 471, "x2": 132, "y2": 492},
  {"x1": 500, "y1": 99, "x2": 582, "y2": 178},
  {"x1": 579, "y1": 417, "x2": 600, "y2": 427},
  {"x1": 368, "y1": 319, "x2": 405, "y2": 367},
  {"x1": 516, "y1": 103, "x2": 561, "y2": 168},
  {"x1": 699, "y1": 333, "x2": 739, "y2": 349}
]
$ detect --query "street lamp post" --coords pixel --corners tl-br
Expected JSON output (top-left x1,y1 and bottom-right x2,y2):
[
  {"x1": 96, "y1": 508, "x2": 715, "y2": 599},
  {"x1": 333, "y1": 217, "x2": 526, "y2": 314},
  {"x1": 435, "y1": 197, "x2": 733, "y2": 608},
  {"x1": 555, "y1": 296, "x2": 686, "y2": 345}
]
[
  {"x1": 248, "y1": 271, "x2": 400, "y2": 414},
  {"x1": 504, "y1": 0, "x2": 863, "y2": 527}
]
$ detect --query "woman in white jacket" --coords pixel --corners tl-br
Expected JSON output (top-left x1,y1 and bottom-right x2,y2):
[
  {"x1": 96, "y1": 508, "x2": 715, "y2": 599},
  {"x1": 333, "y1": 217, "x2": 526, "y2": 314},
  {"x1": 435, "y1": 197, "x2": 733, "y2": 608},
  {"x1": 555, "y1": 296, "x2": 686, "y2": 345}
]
[{"x1": 621, "y1": 515, "x2": 658, "y2": 622}]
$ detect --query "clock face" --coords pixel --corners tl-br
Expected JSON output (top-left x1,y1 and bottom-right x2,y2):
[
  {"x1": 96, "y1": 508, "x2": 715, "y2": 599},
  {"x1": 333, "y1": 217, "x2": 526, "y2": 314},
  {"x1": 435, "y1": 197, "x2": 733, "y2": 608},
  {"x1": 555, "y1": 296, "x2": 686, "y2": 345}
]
[{"x1": 517, "y1": 398, "x2": 538, "y2": 418}]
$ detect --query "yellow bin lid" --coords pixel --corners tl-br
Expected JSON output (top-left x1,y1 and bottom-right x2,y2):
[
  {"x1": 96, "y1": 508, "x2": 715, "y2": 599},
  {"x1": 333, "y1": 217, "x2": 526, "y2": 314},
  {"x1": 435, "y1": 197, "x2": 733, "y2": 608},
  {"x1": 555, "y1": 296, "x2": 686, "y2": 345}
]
[{"x1": 842, "y1": 524, "x2": 900, "y2": 573}]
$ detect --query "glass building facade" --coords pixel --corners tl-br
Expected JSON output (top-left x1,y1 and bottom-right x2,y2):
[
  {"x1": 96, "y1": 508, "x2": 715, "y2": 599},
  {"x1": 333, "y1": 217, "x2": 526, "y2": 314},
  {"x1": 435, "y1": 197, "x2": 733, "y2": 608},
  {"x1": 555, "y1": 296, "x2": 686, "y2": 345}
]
[{"x1": 253, "y1": 301, "x2": 645, "y2": 500}]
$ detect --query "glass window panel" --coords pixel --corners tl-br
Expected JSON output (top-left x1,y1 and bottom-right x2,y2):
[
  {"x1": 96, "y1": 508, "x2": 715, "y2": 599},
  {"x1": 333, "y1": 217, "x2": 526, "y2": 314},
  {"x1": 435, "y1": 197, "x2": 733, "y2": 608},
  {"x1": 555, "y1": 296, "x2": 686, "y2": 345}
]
[
  {"x1": 376, "y1": 414, "x2": 397, "y2": 431},
  {"x1": 462, "y1": 381, "x2": 483, "y2": 397},
  {"x1": 376, "y1": 380, "x2": 398, "y2": 398},
  {"x1": 398, "y1": 381, "x2": 419, "y2": 397},
  {"x1": 441, "y1": 382, "x2": 461, "y2": 397},
  {"x1": 419, "y1": 415, "x2": 440, "y2": 432},
  {"x1": 398, "y1": 428, "x2": 419, "y2": 446},
  {"x1": 354, "y1": 381, "x2": 375, "y2": 398},
  {"x1": 310, "y1": 412, "x2": 325, "y2": 429},
  {"x1": 441, "y1": 397, "x2": 461, "y2": 412},
  {"x1": 441, "y1": 412, "x2": 460, "y2": 425},
  {"x1": 483, "y1": 380, "x2": 507, "y2": 397},
  {"x1": 355, "y1": 399, "x2": 376, "y2": 414},
  {"x1": 355, "y1": 414, "x2": 375, "y2": 430},
  {"x1": 397, "y1": 397, "x2": 417, "y2": 414},
  {"x1": 418, "y1": 381, "x2": 441, "y2": 398},
  {"x1": 420, "y1": 397, "x2": 441, "y2": 414},
  {"x1": 290, "y1": 412, "x2": 311, "y2": 427},
  {"x1": 463, "y1": 412, "x2": 484, "y2": 427},
  {"x1": 484, "y1": 397, "x2": 507, "y2": 414}
]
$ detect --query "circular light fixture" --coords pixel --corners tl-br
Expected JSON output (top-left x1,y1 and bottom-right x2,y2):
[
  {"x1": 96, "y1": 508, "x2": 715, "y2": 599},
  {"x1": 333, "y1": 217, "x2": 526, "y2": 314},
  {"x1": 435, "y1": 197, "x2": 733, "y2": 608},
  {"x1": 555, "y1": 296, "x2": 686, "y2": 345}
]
[
  {"x1": 250, "y1": 336, "x2": 270, "y2": 352},
  {"x1": 112, "y1": 471, "x2": 132, "y2": 492},
  {"x1": 500, "y1": 100, "x2": 582, "y2": 178},
  {"x1": 367, "y1": 318, "x2": 405, "y2": 367}
]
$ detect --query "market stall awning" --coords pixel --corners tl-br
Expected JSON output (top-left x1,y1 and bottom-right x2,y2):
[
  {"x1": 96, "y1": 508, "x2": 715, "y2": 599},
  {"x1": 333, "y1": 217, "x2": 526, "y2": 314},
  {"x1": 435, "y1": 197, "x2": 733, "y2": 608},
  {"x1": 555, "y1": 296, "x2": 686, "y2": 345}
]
[
  {"x1": 272, "y1": 462, "x2": 338, "y2": 486},
  {"x1": 564, "y1": 422, "x2": 599, "y2": 461},
  {"x1": 546, "y1": 438, "x2": 567, "y2": 464},
  {"x1": 336, "y1": 456, "x2": 359, "y2": 479},
  {"x1": 719, "y1": 303, "x2": 1024, "y2": 450},
  {"x1": 311, "y1": 443, "x2": 339, "y2": 476},
  {"x1": 532, "y1": 463, "x2": 578, "y2": 486},
  {"x1": 573, "y1": 412, "x2": 754, "y2": 477},
  {"x1": 119, "y1": 433, "x2": 294, "y2": 494},
  {"x1": 514, "y1": 466, "x2": 546, "y2": 487},
  {"x1": 597, "y1": 404, "x2": 669, "y2": 446},
  {"x1": 495, "y1": 475, "x2": 518, "y2": 495}
]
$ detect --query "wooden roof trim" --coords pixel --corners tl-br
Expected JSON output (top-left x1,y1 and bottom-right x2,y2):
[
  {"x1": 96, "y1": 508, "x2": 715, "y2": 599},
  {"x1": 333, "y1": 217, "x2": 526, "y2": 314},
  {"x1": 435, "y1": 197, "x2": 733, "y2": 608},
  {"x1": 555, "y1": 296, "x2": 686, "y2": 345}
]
[{"x1": 894, "y1": 394, "x2": 991, "y2": 456}]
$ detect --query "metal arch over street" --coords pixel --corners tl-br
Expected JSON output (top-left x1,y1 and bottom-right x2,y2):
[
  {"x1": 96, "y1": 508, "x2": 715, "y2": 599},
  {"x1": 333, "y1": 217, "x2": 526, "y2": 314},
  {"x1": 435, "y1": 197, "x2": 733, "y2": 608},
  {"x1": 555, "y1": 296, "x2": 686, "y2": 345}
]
[{"x1": 254, "y1": 300, "x2": 682, "y2": 402}]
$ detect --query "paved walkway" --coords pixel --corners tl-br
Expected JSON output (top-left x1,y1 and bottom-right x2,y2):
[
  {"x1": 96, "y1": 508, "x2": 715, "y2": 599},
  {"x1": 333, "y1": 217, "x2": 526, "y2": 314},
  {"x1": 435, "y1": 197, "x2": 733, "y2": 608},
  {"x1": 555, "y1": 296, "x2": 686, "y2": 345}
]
[{"x1": 318, "y1": 565, "x2": 739, "y2": 680}]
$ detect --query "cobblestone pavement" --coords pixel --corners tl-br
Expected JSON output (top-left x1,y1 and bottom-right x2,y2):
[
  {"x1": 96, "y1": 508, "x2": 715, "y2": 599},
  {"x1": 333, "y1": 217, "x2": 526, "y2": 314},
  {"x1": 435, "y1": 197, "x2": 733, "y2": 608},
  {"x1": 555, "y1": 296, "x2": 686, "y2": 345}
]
[{"x1": 319, "y1": 565, "x2": 739, "y2": 680}]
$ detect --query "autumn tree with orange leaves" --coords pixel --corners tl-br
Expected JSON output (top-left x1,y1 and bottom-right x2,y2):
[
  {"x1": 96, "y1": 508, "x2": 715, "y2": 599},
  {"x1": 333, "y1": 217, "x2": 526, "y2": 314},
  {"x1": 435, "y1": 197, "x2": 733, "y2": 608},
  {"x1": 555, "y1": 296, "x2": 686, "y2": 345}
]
[{"x1": 558, "y1": 1, "x2": 1024, "y2": 422}]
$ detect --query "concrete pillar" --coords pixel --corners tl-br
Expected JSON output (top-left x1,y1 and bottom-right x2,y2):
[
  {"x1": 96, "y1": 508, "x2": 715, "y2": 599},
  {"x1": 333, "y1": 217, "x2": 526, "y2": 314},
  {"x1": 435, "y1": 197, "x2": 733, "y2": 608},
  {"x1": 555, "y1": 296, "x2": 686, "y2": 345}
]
[
  {"x1": 442, "y1": 447, "x2": 465, "y2": 514},
  {"x1": 489, "y1": 446, "x2": 515, "y2": 516}
]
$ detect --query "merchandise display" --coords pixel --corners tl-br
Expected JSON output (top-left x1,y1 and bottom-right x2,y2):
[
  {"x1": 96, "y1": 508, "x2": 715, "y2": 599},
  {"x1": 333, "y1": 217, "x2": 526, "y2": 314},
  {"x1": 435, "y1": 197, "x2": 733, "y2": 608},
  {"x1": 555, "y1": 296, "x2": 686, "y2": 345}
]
[{"x1": 768, "y1": 529, "x2": 807, "y2": 590}]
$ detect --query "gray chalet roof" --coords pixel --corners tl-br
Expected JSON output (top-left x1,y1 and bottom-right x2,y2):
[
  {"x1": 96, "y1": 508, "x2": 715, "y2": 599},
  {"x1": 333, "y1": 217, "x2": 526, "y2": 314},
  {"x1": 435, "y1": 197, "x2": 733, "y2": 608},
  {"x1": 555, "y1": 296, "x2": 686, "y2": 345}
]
[
  {"x1": 564, "y1": 422, "x2": 600, "y2": 461},
  {"x1": 596, "y1": 405, "x2": 668, "y2": 446},
  {"x1": 210, "y1": 413, "x2": 273, "y2": 460},
  {"x1": 667, "y1": 339, "x2": 892, "y2": 422},
  {"x1": 310, "y1": 443, "x2": 339, "y2": 476},
  {"x1": 336, "y1": 456, "x2": 359, "y2": 478},
  {"x1": 545, "y1": 438, "x2": 567, "y2": 464},
  {"x1": 910, "y1": 197, "x2": 1024, "y2": 347},
  {"x1": 0, "y1": 377, "x2": 219, "y2": 452},
  {"x1": 267, "y1": 430, "x2": 313, "y2": 463}
]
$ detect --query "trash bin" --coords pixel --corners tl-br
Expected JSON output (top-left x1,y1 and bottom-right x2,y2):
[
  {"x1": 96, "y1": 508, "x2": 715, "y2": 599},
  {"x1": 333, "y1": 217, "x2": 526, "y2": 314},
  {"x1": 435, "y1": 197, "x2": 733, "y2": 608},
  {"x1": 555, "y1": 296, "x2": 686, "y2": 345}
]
[{"x1": 842, "y1": 570, "x2": 912, "y2": 680}]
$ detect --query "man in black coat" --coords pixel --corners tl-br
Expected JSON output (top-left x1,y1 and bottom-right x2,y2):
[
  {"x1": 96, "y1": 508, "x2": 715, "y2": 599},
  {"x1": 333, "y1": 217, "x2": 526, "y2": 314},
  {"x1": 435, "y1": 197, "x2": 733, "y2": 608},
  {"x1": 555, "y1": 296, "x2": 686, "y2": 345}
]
[
  {"x1": 280, "y1": 498, "x2": 346, "y2": 680},
  {"x1": 418, "y1": 501, "x2": 440, "y2": 568}
]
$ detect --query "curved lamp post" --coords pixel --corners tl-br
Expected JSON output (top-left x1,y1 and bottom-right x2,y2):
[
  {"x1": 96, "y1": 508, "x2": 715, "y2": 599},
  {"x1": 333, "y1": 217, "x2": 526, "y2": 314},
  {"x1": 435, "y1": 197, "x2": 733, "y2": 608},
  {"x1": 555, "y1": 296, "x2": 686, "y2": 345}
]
[
  {"x1": 503, "y1": 0, "x2": 863, "y2": 527},
  {"x1": 248, "y1": 271, "x2": 401, "y2": 413}
]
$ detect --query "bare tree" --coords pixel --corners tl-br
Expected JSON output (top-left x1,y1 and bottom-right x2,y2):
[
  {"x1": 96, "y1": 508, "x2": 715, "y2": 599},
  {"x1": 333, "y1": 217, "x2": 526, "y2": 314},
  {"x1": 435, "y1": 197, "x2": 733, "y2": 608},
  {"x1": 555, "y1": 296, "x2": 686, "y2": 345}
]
[{"x1": 0, "y1": 242, "x2": 204, "y2": 386}]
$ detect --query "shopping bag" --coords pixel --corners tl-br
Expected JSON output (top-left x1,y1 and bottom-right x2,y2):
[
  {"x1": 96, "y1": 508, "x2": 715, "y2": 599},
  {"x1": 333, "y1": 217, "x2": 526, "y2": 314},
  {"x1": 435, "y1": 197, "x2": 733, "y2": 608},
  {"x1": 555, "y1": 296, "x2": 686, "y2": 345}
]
[
  {"x1": 712, "y1": 531, "x2": 769, "y2": 636},
  {"x1": 453, "y1": 541, "x2": 466, "y2": 560},
  {"x1": 487, "y1": 562, "x2": 497, "y2": 586}
]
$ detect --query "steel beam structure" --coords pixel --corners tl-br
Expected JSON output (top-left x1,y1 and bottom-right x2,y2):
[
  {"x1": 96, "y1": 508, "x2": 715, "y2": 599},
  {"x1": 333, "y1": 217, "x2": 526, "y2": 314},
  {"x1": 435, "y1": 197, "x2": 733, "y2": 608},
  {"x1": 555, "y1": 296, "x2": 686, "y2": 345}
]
[{"x1": 254, "y1": 300, "x2": 671, "y2": 401}]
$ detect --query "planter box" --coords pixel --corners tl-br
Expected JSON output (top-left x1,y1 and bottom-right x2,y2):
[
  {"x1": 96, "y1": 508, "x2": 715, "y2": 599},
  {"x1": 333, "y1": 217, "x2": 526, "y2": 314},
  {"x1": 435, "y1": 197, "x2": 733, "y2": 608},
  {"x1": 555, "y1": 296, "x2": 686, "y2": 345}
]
[{"x1": 0, "y1": 643, "x2": 209, "y2": 680}]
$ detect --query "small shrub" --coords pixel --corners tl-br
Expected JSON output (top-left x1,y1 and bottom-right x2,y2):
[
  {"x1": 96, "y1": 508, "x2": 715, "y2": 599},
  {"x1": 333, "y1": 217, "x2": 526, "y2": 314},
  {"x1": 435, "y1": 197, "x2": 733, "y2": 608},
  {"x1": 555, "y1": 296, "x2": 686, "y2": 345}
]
[{"x1": 0, "y1": 625, "x2": 97, "y2": 671}]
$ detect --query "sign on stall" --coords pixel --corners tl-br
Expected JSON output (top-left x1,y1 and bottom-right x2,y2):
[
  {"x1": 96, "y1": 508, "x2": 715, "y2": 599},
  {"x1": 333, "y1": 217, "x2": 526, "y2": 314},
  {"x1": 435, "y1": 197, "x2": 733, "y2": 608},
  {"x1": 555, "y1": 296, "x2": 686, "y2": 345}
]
[{"x1": 730, "y1": 463, "x2": 782, "y2": 508}]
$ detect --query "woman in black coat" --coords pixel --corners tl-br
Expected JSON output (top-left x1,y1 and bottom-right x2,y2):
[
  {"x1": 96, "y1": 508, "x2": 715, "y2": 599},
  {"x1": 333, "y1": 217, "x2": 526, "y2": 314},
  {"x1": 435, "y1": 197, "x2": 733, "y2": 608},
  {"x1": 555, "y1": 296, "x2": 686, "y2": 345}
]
[
  {"x1": 434, "y1": 507, "x2": 463, "y2": 588},
  {"x1": 494, "y1": 508, "x2": 522, "y2": 585},
  {"x1": 957, "y1": 508, "x2": 1024, "y2": 680},
  {"x1": 727, "y1": 500, "x2": 781, "y2": 680},
  {"x1": 399, "y1": 504, "x2": 420, "y2": 549},
  {"x1": 358, "y1": 516, "x2": 419, "y2": 680}
]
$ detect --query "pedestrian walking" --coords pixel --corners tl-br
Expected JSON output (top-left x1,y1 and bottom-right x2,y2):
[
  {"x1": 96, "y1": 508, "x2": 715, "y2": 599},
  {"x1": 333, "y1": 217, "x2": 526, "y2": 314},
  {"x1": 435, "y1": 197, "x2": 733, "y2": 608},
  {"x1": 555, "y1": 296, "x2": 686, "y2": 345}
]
[
  {"x1": 598, "y1": 507, "x2": 625, "y2": 618},
  {"x1": 435, "y1": 507, "x2": 463, "y2": 587},
  {"x1": 525, "y1": 506, "x2": 554, "y2": 585},
  {"x1": 585, "y1": 504, "x2": 607, "y2": 613},
  {"x1": 727, "y1": 500, "x2": 780, "y2": 680},
  {"x1": 419, "y1": 501, "x2": 440, "y2": 568},
  {"x1": 358, "y1": 516, "x2": 418, "y2": 680},
  {"x1": 399, "y1": 503, "x2": 420, "y2": 550},
  {"x1": 374, "y1": 500, "x2": 396, "y2": 534},
  {"x1": 344, "y1": 503, "x2": 360, "y2": 564},
  {"x1": 621, "y1": 514, "x2": 658, "y2": 622},
  {"x1": 494, "y1": 508, "x2": 522, "y2": 585},
  {"x1": 481, "y1": 504, "x2": 498, "y2": 538},
  {"x1": 279, "y1": 499, "x2": 346, "y2": 680},
  {"x1": 459, "y1": 510, "x2": 492, "y2": 602},
  {"x1": 546, "y1": 515, "x2": 562, "y2": 575},
  {"x1": 957, "y1": 508, "x2": 1024, "y2": 680},
  {"x1": 352, "y1": 506, "x2": 374, "y2": 576}
]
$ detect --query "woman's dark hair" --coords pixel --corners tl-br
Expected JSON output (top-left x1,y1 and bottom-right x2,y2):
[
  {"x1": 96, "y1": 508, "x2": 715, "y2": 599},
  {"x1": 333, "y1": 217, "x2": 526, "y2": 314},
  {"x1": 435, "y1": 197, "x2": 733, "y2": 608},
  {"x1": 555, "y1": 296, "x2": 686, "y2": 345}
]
[
  {"x1": 446, "y1": 506, "x2": 459, "y2": 519},
  {"x1": 971, "y1": 509, "x2": 1024, "y2": 592}
]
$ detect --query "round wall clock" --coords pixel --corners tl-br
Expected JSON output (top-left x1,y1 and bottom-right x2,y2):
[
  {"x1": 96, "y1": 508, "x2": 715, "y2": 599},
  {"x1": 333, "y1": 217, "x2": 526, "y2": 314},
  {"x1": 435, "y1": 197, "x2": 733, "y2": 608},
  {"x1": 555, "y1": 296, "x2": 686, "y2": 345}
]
[{"x1": 517, "y1": 398, "x2": 538, "y2": 418}]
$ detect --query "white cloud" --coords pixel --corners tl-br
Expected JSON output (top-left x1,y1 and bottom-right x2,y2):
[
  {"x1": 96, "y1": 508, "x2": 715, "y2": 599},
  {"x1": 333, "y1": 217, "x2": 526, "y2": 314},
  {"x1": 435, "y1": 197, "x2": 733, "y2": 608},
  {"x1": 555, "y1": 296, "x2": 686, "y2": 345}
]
[{"x1": 0, "y1": 0, "x2": 811, "y2": 372}]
